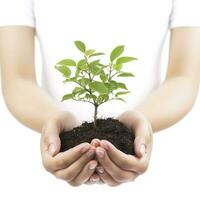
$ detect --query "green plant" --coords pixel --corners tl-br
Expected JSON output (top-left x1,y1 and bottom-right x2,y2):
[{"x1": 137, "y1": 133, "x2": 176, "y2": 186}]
[{"x1": 55, "y1": 40, "x2": 137, "y2": 127}]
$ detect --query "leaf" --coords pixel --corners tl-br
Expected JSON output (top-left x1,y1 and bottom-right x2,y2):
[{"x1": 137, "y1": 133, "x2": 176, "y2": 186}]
[
  {"x1": 89, "y1": 52, "x2": 105, "y2": 58},
  {"x1": 85, "y1": 49, "x2": 96, "y2": 56},
  {"x1": 100, "y1": 74, "x2": 108, "y2": 82},
  {"x1": 75, "y1": 68, "x2": 80, "y2": 78},
  {"x1": 110, "y1": 45, "x2": 124, "y2": 62},
  {"x1": 77, "y1": 59, "x2": 87, "y2": 70},
  {"x1": 62, "y1": 93, "x2": 74, "y2": 101},
  {"x1": 115, "y1": 91, "x2": 130, "y2": 97},
  {"x1": 115, "y1": 97, "x2": 126, "y2": 103},
  {"x1": 89, "y1": 65, "x2": 102, "y2": 75},
  {"x1": 78, "y1": 78, "x2": 90, "y2": 86},
  {"x1": 117, "y1": 82, "x2": 128, "y2": 90},
  {"x1": 117, "y1": 72, "x2": 135, "y2": 77},
  {"x1": 89, "y1": 59, "x2": 100, "y2": 67},
  {"x1": 56, "y1": 59, "x2": 76, "y2": 66},
  {"x1": 104, "y1": 81, "x2": 118, "y2": 92},
  {"x1": 72, "y1": 87, "x2": 84, "y2": 94},
  {"x1": 113, "y1": 63, "x2": 122, "y2": 71},
  {"x1": 74, "y1": 40, "x2": 86, "y2": 53},
  {"x1": 97, "y1": 94, "x2": 109, "y2": 103},
  {"x1": 63, "y1": 77, "x2": 77, "y2": 83},
  {"x1": 55, "y1": 65, "x2": 71, "y2": 77},
  {"x1": 89, "y1": 82, "x2": 108, "y2": 94},
  {"x1": 85, "y1": 94, "x2": 97, "y2": 101},
  {"x1": 116, "y1": 56, "x2": 137, "y2": 64},
  {"x1": 96, "y1": 63, "x2": 108, "y2": 67}
]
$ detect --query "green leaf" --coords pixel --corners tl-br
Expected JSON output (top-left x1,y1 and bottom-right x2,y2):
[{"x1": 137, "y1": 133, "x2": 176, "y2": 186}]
[
  {"x1": 75, "y1": 68, "x2": 80, "y2": 78},
  {"x1": 78, "y1": 78, "x2": 90, "y2": 86},
  {"x1": 62, "y1": 93, "x2": 74, "y2": 101},
  {"x1": 56, "y1": 59, "x2": 76, "y2": 66},
  {"x1": 85, "y1": 49, "x2": 96, "y2": 56},
  {"x1": 117, "y1": 72, "x2": 135, "y2": 77},
  {"x1": 74, "y1": 40, "x2": 86, "y2": 53},
  {"x1": 116, "y1": 56, "x2": 137, "y2": 64},
  {"x1": 96, "y1": 63, "x2": 108, "y2": 67},
  {"x1": 89, "y1": 82, "x2": 108, "y2": 94},
  {"x1": 115, "y1": 91, "x2": 130, "y2": 97},
  {"x1": 110, "y1": 45, "x2": 124, "y2": 62},
  {"x1": 89, "y1": 59, "x2": 100, "y2": 67},
  {"x1": 77, "y1": 90, "x2": 87, "y2": 96},
  {"x1": 77, "y1": 59, "x2": 87, "y2": 70},
  {"x1": 55, "y1": 65, "x2": 71, "y2": 77},
  {"x1": 85, "y1": 94, "x2": 97, "y2": 101},
  {"x1": 115, "y1": 97, "x2": 126, "y2": 103},
  {"x1": 117, "y1": 82, "x2": 128, "y2": 90},
  {"x1": 89, "y1": 52, "x2": 105, "y2": 58},
  {"x1": 89, "y1": 65, "x2": 102, "y2": 75},
  {"x1": 100, "y1": 74, "x2": 108, "y2": 82},
  {"x1": 113, "y1": 63, "x2": 122, "y2": 71},
  {"x1": 104, "y1": 81, "x2": 118, "y2": 92},
  {"x1": 97, "y1": 94, "x2": 109, "y2": 103},
  {"x1": 72, "y1": 87, "x2": 84, "y2": 94},
  {"x1": 63, "y1": 77, "x2": 77, "y2": 83}
]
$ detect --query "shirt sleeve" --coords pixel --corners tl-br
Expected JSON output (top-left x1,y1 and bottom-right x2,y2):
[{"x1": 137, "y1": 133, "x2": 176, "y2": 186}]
[
  {"x1": 0, "y1": 0, "x2": 35, "y2": 27},
  {"x1": 169, "y1": 0, "x2": 200, "y2": 29}
]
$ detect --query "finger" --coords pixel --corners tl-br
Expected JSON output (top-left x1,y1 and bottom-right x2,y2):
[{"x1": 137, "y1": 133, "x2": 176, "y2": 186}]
[
  {"x1": 100, "y1": 140, "x2": 141, "y2": 171},
  {"x1": 91, "y1": 138, "x2": 101, "y2": 147},
  {"x1": 42, "y1": 142, "x2": 91, "y2": 172},
  {"x1": 89, "y1": 172, "x2": 100, "y2": 183},
  {"x1": 133, "y1": 120, "x2": 152, "y2": 158},
  {"x1": 69, "y1": 160, "x2": 98, "y2": 187},
  {"x1": 85, "y1": 173, "x2": 104, "y2": 185},
  {"x1": 41, "y1": 119, "x2": 62, "y2": 157},
  {"x1": 54, "y1": 146, "x2": 96, "y2": 182},
  {"x1": 96, "y1": 147, "x2": 136, "y2": 183},
  {"x1": 96, "y1": 166, "x2": 120, "y2": 186}
]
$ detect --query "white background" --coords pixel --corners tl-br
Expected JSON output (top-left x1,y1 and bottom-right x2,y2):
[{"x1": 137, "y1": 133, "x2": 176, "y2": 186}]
[{"x1": 0, "y1": 29, "x2": 200, "y2": 200}]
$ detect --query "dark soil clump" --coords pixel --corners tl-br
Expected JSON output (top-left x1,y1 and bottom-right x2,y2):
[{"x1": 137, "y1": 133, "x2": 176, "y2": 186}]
[{"x1": 60, "y1": 118, "x2": 135, "y2": 155}]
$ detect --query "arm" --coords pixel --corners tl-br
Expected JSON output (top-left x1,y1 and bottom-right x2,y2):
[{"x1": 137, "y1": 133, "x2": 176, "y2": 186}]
[
  {"x1": 0, "y1": 26, "x2": 65, "y2": 133},
  {"x1": 91, "y1": 27, "x2": 200, "y2": 186},
  {"x1": 0, "y1": 27, "x2": 97, "y2": 186},
  {"x1": 135, "y1": 27, "x2": 200, "y2": 133}
]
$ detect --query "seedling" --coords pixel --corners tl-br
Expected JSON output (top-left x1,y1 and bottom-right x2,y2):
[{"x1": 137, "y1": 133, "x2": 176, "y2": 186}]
[{"x1": 55, "y1": 40, "x2": 137, "y2": 128}]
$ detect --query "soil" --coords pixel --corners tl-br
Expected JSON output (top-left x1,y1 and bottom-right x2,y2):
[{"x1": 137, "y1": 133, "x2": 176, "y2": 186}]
[{"x1": 59, "y1": 118, "x2": 135, "y2": 155}]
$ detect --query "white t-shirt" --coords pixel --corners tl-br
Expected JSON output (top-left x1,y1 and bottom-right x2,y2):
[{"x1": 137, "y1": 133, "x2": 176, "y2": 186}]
[{"x1": 0, "y1": 0, "x2": 200, "y2": 123}]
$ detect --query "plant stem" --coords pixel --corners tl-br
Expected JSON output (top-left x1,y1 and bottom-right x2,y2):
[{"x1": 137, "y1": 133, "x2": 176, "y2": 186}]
[{"x1": 94, "y1": 104, "x2": 98, "y2": 128}]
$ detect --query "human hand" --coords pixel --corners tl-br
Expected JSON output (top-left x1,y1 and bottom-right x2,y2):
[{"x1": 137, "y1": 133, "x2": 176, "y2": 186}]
[
  {"x1": 40, "y1": 111, "x2": 99, "y2": 186},
  {"x1": 88, "y1": 110, "x2": 153, "y2": 186}
]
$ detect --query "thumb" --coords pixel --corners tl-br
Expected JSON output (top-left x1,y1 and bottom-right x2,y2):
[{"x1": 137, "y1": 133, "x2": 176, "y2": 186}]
[
  {"x1": 41, "y1": 120, "x2": 61, "y2": 157},
  {"x1": 133, "y1": 122, "x2": 149, "y2": 158},
  {"x1": 134, "y1": 136, "x2": 147, "y2": 158}
]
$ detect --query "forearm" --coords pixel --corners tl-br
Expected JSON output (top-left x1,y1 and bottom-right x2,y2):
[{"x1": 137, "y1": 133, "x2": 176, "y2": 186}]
[
  {"x1": 2, "y1": 78, "x2": 62, "y2": 133},
  {"x1": 134, "y1": 76, "x2": 199, "y2": 133}
]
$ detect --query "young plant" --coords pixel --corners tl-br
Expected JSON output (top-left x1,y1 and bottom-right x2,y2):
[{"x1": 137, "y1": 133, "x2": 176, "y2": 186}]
[{"x1": 55, "y1": 40, "x2": 137, "y2": 128}]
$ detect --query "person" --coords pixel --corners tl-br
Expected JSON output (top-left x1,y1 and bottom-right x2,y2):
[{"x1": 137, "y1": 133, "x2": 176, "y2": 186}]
[{"x1": 0, "y1": 0, "x2": 200, "y2": 187}]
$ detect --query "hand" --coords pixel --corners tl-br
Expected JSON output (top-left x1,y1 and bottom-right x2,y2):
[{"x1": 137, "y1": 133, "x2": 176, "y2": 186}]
[
  {"x1": 40, "y1": 111, "x2": 98, "y2": 186},
  {"x1": 90, "y1": 110, "x2": 153, "y2": 186}
]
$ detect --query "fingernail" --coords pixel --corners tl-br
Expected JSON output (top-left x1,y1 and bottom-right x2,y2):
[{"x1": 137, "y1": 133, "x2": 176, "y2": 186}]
[
  {"x1": 97, "y1": 166, "x2": 104, "y2": 174},
  {"x1": 48, "y1": 143, "x2": 56, "y2": 156},
  {"x1": 81, "y1": 144, "x2": 90, "y2": 153},
  {"x1": 140, "y1": 144, "x2": 146, "y2": 156},
  {"x1": 91, "y1": 176, "x2": 100, "y2": 182},
  {"x1": 96, "y1": 149, "x2": 105, "y2": 158},
  {"x1": 89, "y1": 163, "x2": 97, "y2": 170},
  {"x1": 101, "y1": 140, "x2": 109, "y2": 150}
]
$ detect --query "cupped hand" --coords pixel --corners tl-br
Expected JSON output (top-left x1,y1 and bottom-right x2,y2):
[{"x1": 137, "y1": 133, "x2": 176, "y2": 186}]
[
  {"x1": 40, "y1": 111, "x2": 98, "y2": 186},
  {"x1": 87, "y1": 110, "x2": 153, "y2": 186}
]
